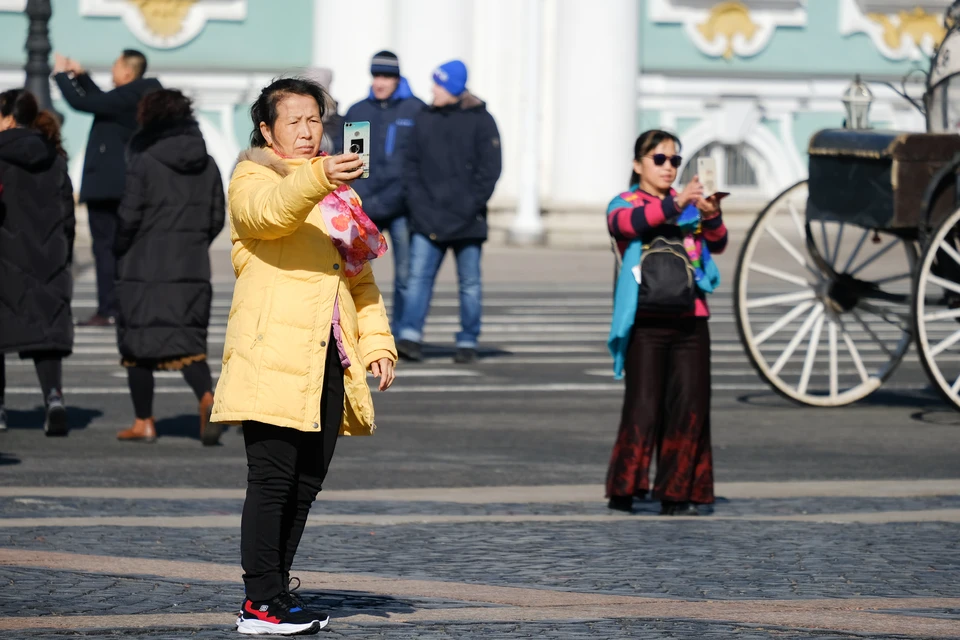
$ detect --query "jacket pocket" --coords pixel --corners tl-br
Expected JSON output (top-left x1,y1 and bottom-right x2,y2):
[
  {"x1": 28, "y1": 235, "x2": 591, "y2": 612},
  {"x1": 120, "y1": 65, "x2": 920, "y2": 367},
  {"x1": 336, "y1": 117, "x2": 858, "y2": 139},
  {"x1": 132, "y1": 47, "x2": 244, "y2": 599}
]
[{"x1": 251, "y1": 287, "x2": 274, "y2": 349}]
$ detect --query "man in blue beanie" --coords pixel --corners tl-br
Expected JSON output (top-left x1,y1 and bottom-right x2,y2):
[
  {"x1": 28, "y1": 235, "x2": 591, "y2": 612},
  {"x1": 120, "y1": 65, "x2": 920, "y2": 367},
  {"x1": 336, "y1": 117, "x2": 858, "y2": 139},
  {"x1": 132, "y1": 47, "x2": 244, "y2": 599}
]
[
  {"x1": 345, "y1": 51, "x2": 425, "y2": 330},
  {"x1": 396, "y1": 59, "x2": 502, "y2": 365}
]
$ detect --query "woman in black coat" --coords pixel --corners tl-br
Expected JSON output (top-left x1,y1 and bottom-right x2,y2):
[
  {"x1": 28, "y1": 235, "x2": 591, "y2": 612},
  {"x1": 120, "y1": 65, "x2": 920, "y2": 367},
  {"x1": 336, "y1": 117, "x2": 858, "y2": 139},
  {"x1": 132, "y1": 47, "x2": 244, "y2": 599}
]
[
  {"x1": 113, "y1": 89, "x2": 225, "y2": 445},
  {"x1": 0, "y1": 89, "x2": 75, "y2": 436}
]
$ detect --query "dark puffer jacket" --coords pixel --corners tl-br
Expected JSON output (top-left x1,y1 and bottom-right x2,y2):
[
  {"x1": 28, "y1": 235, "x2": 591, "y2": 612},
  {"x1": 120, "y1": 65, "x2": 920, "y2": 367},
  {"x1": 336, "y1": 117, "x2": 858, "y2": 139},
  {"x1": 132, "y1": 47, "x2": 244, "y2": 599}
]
[
  {"x1": 0, "y1": 128, "x2": 75, "y2": 356},
  {"x1": 405, "y1": 93, "x2": 501, "y2": 243},
  {"x1": 114, "y1": 121, "x2": 224, "y2": 361}
]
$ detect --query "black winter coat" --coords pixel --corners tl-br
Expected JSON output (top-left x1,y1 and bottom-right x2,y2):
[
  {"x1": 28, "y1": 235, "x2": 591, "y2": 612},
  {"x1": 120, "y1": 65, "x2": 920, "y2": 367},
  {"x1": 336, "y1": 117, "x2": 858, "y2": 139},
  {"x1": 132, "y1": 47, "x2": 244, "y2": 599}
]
[
  {"x1": 405, "y1": 93, "x2": 501, "y2": 243},
  {"x1": 114, "y1": 122, "x2": 224, "y2": 362},
  {"x1": 0, "y1": 128, "x2": 75, "y2": 355},
  {"x1": 54, "y1": 73, "x2": 163, "y2": 202},
  {"x1": 345, "y1": 78, "x2": 425, "y2": 223}
]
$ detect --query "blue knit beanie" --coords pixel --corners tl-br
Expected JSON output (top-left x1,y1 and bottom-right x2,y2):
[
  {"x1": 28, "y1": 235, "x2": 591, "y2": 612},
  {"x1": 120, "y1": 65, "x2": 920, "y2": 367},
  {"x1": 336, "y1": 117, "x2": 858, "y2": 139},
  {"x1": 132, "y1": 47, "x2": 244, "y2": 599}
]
[
  {"x1": 432, "y1": 60, "x2": 468, "y2": 96},
  {"x1": 371, "y1": 50, "x2": 400, "y2": 77}
]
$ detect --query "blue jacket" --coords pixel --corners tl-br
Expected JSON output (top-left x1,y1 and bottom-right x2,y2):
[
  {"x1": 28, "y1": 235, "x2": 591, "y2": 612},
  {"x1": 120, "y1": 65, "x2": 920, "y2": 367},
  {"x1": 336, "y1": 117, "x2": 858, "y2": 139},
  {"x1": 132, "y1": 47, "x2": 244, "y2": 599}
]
[
  {"x1": 344, "y1": 77, "x2": 425, "y2": 223},
  {"x1": 608, "y1": 205, "x2": 721, "y2": 379}
]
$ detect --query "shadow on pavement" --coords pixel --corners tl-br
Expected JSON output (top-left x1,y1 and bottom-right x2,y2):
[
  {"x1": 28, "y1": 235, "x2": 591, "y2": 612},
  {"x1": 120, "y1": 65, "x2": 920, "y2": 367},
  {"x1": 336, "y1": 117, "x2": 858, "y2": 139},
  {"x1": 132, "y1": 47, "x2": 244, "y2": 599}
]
[
  {"x1": 3, "y1": 406, "x2": 102, "y2": 431},
  {"x1": 300, "y1": 590, "x2": 420, "y2": 619},
  {"x1": 0, "y1": 453, "x2": 20, "y2": 466},
  {"x1": 155, "y1": 413, "x2": 206, "y2": 442},
  {"x1": 910, "y1": 409, "x2": 960, "y2": 426},
  {"x1": 736, "y1": 389, "x2": 947, "y2": 410}
]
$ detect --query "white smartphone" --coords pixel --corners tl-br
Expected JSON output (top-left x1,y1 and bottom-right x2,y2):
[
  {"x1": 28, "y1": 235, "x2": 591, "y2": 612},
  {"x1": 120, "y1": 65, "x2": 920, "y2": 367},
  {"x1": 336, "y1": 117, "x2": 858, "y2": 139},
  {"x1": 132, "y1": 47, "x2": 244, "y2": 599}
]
[
  {"x1": 343, "y1": 121, "x2": 371, "y2": 179},
  {"x1": 696, "y1": 156, "x2": 729, "y2": 200}
]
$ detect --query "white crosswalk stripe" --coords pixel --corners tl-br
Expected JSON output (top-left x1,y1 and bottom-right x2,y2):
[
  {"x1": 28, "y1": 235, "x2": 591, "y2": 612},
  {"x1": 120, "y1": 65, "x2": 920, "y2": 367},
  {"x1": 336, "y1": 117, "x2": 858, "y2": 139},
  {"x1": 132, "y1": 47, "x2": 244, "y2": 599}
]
[{"x1": 2, "y1": 284, "x2": 938, "y2": 396}]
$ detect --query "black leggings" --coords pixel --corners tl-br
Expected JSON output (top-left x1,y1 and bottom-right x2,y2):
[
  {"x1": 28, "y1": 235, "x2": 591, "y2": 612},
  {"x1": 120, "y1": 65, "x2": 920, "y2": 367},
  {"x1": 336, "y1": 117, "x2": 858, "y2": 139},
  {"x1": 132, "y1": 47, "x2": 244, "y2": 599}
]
[
  {"x1": 127, "y1": 360, "x2": 213, "y2": 419},
  {"x1": 0, "y1": 352, "x2": 63, "y2": 405},
  {"x1": 240, "y1": 339, "x2": 345, "y2": 602}
]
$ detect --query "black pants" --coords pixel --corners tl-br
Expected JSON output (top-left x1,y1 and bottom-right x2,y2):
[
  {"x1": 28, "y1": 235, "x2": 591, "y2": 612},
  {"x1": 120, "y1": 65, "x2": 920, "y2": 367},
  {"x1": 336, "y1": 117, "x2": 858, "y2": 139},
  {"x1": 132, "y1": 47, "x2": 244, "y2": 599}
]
[
  {"x1": 0, "y1": 352, "x2": 63, "y2": 405},
  {"x1": 86, "y1": 200, "x2": 120, "y2": 318},
  {"x1": 127, "y1": 361, "x2": 213, "y2": 419},
  {"x1": 240, "y1": 341, "x2": 345, "y2": 602}
]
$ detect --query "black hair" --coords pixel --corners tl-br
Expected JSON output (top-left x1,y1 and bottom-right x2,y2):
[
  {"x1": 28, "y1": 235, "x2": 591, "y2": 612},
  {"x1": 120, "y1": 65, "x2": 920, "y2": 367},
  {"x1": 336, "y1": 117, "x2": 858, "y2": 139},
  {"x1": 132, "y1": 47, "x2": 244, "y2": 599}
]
[
  {"x1": 249, "y1": 77, "x2": 329, "y2": 148},
  {"x1": 0, "y1": 88, "x2": 39, "y2": 127},
  {"x1": 630, "y1": 129, "x2": 682, "y2": 186},
  {"x1": 138, "y1": 88, "x2": 193, "y2": 127},
  {"x1": 122, "y1": 49, "x2": 148, "y2": 78}
]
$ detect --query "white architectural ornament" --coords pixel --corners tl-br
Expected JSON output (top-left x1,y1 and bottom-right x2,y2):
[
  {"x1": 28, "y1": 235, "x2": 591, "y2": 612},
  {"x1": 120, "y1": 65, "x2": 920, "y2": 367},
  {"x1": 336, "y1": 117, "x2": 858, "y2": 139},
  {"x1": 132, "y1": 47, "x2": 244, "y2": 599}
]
[
  {"x1": 648, "y1": 0, "x2": 807, "y2": 60},
  {"x1": 0, "y1": 0, "x2": 27, "y2": 12},
  {"x1": 839, "y1": 0, "x2": 950, "y2": 61},
  {"x1": 79, "y1": 0, "x2": 246, "y2": 49}
]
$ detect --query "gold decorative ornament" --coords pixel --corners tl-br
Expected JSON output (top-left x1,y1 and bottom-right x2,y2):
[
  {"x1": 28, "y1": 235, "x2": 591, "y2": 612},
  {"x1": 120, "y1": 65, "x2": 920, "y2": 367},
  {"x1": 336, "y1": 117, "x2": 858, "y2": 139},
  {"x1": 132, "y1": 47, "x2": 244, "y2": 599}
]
[
  {"x1": 867, "y1": 7, "x2": 946, "y2": 52},
  {"x1": 697, "y1": 2, "x2": 759, "y2": 60},
  {"x1": 128, "y1": 0, "x2": 199, "y2": 39}
]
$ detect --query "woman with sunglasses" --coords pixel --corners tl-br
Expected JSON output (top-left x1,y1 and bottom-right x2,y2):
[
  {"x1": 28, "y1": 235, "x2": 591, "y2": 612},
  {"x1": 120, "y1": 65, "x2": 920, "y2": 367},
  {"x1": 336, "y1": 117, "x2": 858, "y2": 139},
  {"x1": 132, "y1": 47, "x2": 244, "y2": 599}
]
[{"x1": 605, "y1": 129, "x2": 727, "y2": 516}]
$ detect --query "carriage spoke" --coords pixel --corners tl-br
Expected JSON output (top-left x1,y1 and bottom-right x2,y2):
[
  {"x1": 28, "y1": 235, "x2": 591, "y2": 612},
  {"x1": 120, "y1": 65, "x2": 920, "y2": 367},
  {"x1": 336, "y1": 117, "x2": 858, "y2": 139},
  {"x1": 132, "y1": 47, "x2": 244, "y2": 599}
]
[
  {"x1": 828, "y1": 320, "x2": 839, "y2": 398},
  {"x1": 928, "y1": 274, "x2": 960, "y2": 296},
  {"x1": 850, "y1": 238, "x2": 899, "y2": 276},
  {"x1": 787, "y1": 202, "x2": 806, "y2": 241},
  {"x1": 771, "y1": 304, "x2": 824, "y2": 375},
  {"x1": 765, "y1": 226, "x2": 818, "y2": 277},
  {"x1": 874, "y1": 272, "x2": 912, "y2": 285},
  {"x1": 830, "y1": 223, "x2": 845, "y2": 268},
  {"x1": 924, "y1": 307, "x2": 960, "y2": 322},
  {"x1": 753, "y1": 300, "x2": 816, "y2": 345},
  {"x1": 857, "y1": 301, "x2": 910, "y2": 328},
  {"x1": 820, "y1": 222, "x2": 831, "y2": 266},
  {"x1": 842, "y1": 229, "x2": 870, "y2": 273},
  {"x1": 930, "y1": 327, "x2": 960, "y2": 358},
  {"x1": 842, "y1": 331, "x2": 871, "y2": 384},
  {"x1": 746, "y1": 290, "x2": 816, "y2": 310},
  {"x1": 950, "y1": 372, "x2": 960, "y2": 395},
  {"x1": 748, "y1": 263, "x2": 811, "y2": 288},
  {"x1": 937, "y1": 237, "x2": 960, "y2": 268},
  {"x1": 853, "y1": 309, "x2": 894, "y2": 358},
  {"x1": 798, "y1": 314, "x2": 825, "y2": 395}
]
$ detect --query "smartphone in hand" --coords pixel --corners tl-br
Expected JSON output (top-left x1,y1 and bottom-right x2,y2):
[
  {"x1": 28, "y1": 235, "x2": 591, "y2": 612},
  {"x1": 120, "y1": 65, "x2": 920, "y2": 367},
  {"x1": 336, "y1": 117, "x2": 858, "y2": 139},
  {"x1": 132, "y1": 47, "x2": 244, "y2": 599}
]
[
  {"x1": 697, "y1": 157, "x2": 729, "y2": 200},
  {"x1": 344, "y1": 121, "x2": 371, "y2": 179}
]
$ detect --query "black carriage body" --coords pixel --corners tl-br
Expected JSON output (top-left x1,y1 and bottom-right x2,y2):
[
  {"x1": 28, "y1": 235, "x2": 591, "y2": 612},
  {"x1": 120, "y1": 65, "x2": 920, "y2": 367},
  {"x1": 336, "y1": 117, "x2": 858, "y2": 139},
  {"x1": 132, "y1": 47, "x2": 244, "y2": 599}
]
[{"x1": 808, "y1": 129, "x2": 960, "y2": 232}]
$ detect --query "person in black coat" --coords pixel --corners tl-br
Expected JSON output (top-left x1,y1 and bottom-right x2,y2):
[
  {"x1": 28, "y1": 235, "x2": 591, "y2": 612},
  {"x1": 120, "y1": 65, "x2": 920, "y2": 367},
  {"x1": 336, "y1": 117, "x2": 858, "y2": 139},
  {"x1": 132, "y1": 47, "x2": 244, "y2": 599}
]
[
  {"x1": 53, "y1": 49, "x2": 162, "y2": 326},
  {"x1": 113, "y1": 89, "x2": 225, "y2": 445},
  {"x1": 395, "y1": 60, "x2": 502, "y2": 365},
  {"x1": 0, "y1": 89, "x2": 75, "y2": 436},
  {"x1": 345, "y1": 51, "x2": 426, "y2": 331}
]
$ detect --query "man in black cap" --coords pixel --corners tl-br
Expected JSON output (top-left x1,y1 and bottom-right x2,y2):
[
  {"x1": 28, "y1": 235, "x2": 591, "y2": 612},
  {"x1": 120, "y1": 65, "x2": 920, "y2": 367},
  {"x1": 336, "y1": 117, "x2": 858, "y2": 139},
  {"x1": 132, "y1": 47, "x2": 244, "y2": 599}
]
[{"x1": 345, "y1": 51, "x2": 425, "y2": 331}]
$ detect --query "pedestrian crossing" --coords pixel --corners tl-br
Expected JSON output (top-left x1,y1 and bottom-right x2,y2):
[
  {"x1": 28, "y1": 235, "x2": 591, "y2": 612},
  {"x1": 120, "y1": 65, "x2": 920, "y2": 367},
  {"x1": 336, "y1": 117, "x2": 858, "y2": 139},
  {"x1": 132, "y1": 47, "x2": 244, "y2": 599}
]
[{"x1": 1, "y1": 279, "x2": 937, "y2": 398}]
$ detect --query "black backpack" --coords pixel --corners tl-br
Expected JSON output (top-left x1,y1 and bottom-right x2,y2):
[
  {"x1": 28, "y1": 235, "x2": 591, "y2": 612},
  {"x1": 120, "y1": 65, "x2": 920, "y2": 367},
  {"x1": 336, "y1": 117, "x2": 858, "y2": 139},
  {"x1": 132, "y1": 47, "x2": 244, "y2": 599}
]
[{"x1": 637, "y1": 237, "x2": 697, "y2": 314}]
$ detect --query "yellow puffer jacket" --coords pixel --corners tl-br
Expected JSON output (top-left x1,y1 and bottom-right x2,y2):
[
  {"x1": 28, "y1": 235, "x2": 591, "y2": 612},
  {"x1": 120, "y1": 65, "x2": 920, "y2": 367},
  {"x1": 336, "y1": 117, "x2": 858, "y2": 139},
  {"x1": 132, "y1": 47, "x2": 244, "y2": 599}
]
[{"x1": 211, "y1": 147, "x2": 397, "y2": 435}]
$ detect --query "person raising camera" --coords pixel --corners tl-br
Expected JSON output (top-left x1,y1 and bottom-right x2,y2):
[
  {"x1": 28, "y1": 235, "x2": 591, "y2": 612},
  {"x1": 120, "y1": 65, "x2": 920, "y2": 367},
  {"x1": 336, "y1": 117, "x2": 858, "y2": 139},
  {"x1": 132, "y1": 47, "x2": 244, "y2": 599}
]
[{"x1": 605, "y1": 130, "x2": 728, "y2": 516}]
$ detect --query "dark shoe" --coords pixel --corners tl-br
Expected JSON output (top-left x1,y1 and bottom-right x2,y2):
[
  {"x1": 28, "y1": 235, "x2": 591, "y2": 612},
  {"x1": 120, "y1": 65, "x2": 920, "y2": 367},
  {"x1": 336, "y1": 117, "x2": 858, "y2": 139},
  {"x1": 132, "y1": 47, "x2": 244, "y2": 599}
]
[
  {"x1": 660, "y1": 501, "x2": 699, "y2": 516},
  {"x1": 44, "y1": 391, "x2": 68, "y2": 437},
  {"x1": 117, "y1": 417, "x2": 157, "y2": 443},
  {"x1": 607, "y1": 495, "x2": 633, "y2": 513},
  {"x1": 396, "y1": 339, "x2": 423, "y2": 362},
  {"x1": 77, "y1": 314, "x2": 116, "y2": 327},
  {"x1": 453, "y1": 347, "x2": 478, "y2": 365},
  {"x1": 199, "y1": 392, "x2": 221, "y2": 446},
  {"x1": 236, "y1": 592, "x2": 329, "y2": 635}
]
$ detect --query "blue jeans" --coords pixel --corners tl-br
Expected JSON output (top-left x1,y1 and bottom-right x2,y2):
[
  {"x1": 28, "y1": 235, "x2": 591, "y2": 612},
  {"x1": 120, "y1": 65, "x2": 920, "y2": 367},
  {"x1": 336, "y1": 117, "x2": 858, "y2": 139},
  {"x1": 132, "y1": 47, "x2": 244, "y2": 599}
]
[
  {"x1": 397, "y1": 234, "x2": 482, "y2": 349},
  {"x1": 383, "y1": 216, "x2": 410, "y2": 331}
]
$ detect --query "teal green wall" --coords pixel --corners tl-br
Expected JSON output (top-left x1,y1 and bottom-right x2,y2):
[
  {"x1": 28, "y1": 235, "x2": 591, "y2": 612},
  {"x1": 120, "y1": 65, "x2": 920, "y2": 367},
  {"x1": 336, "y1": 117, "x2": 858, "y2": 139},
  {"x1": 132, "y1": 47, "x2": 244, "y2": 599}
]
[
  {"x1": 0, "y1": 1, "x2": 313, "y2": 69},
  {"x1": 640, "y1": 2, "x2": 929, "y2": 77}
]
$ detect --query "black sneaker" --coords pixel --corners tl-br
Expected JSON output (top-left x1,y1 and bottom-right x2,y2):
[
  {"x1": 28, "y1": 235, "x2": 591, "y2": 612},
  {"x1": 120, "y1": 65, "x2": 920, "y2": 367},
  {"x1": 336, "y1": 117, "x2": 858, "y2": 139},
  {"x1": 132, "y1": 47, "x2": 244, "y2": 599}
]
[
  {"x1": 396, "y1": 339, "x2": 423, "y2": 362},
  {"x1": 0, "y1": 406, "x2": 7, "y2": 432},
  {"x1": 236, "y1": 592, "x2": 328, "y2": 635},
  {"x1": 607, "y1": 495, "x2": 633, "y2": 513},
  {"x1": 44, "y1": 391, "x2": 68, "y2": 437},
  {"x1": 453, "y1": 348, "x2": 478, "y2": 365},
  {"x1": 660, "y1": 501, "x2": 699, "y2": 516}
]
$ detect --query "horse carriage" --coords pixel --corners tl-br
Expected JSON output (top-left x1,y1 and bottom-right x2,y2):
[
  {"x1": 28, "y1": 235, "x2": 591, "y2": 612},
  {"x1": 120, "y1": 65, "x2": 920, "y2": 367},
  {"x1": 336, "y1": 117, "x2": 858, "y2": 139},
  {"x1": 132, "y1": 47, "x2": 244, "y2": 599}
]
[{"x1": 734, "y1": 2, "x2": 960, "y2": 409}]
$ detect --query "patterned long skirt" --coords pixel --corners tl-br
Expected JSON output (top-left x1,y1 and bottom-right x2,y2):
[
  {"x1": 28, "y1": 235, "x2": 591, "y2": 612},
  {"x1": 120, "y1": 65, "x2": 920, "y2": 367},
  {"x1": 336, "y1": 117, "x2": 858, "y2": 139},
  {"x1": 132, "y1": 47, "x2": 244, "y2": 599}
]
[{"x1": 605, "y1": 316, "x2": 714, "y2": 504}]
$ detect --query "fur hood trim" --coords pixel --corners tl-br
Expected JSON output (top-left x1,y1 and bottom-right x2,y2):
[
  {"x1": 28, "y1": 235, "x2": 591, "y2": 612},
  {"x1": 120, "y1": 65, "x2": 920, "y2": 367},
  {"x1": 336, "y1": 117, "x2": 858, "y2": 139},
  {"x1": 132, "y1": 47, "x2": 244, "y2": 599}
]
[{"x1": 236, "y1": 147, "x2": 294, "y2": 178}]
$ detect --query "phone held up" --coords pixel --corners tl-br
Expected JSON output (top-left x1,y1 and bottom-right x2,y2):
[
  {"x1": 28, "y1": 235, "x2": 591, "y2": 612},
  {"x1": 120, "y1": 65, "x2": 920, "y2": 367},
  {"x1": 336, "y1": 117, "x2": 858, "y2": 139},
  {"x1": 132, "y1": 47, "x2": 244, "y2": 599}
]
[
  {"x1": 344, "y1": 121, "x2": 371, "y2": 179},
  {"x1": 696, "y1": 157, "x2": 729, "y2": 202}
]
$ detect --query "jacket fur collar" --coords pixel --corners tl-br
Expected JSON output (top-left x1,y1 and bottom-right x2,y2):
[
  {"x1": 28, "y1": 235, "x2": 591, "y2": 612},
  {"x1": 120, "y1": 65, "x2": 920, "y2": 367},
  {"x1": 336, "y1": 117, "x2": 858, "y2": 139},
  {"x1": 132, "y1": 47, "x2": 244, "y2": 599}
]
[{"x1": 236, "y1": 147, "x2": 295, "y2": 178}]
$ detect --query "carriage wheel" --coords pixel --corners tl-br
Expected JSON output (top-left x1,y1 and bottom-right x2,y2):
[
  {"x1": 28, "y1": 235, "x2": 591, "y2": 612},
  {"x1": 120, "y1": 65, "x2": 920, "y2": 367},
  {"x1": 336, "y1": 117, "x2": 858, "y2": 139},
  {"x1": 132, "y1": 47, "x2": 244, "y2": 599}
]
[
  {"x1": 735, "y1": 181, "x2": 916, "y2": 407},
  {"x1": 914, "y1": 206, "x2": 960, "y2": 410}
]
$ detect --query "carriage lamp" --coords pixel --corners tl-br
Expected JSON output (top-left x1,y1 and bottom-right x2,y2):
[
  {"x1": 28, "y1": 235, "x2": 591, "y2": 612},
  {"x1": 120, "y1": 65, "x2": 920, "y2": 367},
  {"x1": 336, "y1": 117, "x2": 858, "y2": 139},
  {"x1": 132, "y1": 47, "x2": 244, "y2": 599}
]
[{"x1": 842, "y1": 74, "x2": 873, "y2": 130}]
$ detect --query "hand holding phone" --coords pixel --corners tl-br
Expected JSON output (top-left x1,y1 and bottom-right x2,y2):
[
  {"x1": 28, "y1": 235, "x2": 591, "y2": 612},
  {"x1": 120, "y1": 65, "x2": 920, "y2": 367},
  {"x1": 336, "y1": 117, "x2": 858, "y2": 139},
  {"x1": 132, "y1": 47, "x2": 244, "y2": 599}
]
[{"x1": 343, "y1": 121, "x2": 371, "y2": 179}]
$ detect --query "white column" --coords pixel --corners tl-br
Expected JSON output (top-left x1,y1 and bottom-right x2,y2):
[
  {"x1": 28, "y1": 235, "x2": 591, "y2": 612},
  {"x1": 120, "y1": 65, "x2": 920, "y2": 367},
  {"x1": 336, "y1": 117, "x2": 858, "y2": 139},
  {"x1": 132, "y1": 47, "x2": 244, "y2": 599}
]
[
  {"x1": 394, "y1": 0, "x2": 473, "y2": 102},
  {"x1": 510, "y1": 0, "x2": 545, "y2": 244},
  {"x1": 550, "y1": 0, "x2": 639, "y2": 209},
  {"x1": 312, "y1": 0, "x2": 395, "y2": 111}
]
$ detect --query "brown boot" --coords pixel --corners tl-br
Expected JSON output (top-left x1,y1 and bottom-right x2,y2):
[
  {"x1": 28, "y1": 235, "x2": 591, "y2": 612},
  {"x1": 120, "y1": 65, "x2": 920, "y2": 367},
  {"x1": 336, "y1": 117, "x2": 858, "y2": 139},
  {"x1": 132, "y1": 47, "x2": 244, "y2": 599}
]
[
  {"x1": 199, "y1": 392, "x2": 221, "y2": 447},
  {"x1": 117, "y1": 418, "x2": 156, "y2": 443}
]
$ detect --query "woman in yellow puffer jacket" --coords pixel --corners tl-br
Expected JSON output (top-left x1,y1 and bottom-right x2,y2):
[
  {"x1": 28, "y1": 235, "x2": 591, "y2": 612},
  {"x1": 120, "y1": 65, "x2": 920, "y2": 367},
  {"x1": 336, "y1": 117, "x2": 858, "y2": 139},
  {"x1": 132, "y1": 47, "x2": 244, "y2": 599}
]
[{"x1": 212, "y1": 78, "x2": 397, "y2": 636}]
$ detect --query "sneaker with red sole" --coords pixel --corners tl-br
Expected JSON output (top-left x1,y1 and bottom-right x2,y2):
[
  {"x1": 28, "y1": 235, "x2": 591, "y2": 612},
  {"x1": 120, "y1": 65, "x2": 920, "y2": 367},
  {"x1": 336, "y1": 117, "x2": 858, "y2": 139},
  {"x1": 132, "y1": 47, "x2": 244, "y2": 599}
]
[{"x1": 236, "y1": 592, "x2": 328, "y2": 635}]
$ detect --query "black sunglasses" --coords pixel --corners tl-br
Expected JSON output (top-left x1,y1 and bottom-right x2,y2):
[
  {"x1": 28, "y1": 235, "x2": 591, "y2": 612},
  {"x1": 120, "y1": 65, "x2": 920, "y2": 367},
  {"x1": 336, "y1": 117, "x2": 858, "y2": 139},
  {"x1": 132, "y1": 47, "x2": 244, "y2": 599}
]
[{"x1": 646, "y1": 153, "x2": 682, "y2": 168}]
